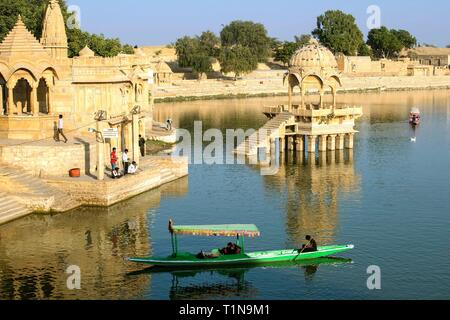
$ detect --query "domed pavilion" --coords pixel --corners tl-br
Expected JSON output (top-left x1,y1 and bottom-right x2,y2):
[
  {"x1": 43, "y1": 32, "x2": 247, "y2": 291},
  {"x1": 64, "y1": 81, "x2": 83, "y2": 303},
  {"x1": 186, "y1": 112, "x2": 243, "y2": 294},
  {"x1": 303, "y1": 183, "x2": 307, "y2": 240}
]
[
  {"x1": 238, "y1": 39, "x2": 363, "y2": 158},
  {"x1": 286, "y1": 38, "x2": 342, "y2": 110}
]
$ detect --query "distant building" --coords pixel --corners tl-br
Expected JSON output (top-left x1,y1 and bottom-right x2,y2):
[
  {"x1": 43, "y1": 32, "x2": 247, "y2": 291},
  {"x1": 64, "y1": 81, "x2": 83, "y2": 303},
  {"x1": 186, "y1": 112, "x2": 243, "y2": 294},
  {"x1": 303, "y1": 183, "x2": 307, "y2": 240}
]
[{"x1": 406, "y1": 47, "x2": 450, "y2": 68}]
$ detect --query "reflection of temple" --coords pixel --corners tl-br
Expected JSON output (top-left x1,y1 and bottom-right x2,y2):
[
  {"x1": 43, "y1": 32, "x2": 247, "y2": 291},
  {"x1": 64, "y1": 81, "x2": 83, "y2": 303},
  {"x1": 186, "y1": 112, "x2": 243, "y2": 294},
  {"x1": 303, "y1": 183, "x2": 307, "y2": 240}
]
[
  {"x1": 0, "y1": 178, "x2": 188, "y2": 299},
  {"x1": 261, "y1": 150, "x2": 360, "y2": 246},
  {"x1": 236, "y1": 39, "x2": 362, "y2": 157}
]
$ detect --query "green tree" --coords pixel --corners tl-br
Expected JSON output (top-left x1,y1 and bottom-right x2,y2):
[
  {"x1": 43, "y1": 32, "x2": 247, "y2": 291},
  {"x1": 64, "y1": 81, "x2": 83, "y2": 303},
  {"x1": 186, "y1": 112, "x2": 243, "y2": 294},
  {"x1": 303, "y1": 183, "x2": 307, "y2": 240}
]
[
  {"x1": 274, "y1": 41, "x2": 299, "y2": 65},
  {"x1": 312, "y1": 10, "x2": 364, "y2": 56},
  {"x1": 391, "y1": 29, "x2": 417, "y2": 49},
  {"x1": 198, "y1": 30, "x2": 220, "y2": 57},
  {"x1": 358, "y1": 43, "x2": 373, "y2": 57},
  {"x1": 218, "y1": 45, "x2": 257, "y2": 79},
  {"x1": 175, "y1": 34, "x2": 216, "y2": 78},
  {"x1": 367, "y1": 26, "x2": 404, "y2": 58},
  {"x1": 0, "y1": 0, "x2": 133, "y2": 57},
  {"x1": 220, "y1": 20, "x2": 271, "y2": 62},
  {"x1": 294, "y1": 34, "x2": 312, "y2": 47},
  {"x1": 273, "y1": 35, "x2": 312, "y2": 65}
]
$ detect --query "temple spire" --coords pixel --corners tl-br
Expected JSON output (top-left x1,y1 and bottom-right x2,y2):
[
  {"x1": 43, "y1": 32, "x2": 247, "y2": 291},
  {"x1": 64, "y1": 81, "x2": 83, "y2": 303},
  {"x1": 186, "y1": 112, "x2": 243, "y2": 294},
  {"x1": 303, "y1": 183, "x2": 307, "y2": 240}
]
[{"x1": 40, "y1": 0, "x2": 68, "y2": 59}]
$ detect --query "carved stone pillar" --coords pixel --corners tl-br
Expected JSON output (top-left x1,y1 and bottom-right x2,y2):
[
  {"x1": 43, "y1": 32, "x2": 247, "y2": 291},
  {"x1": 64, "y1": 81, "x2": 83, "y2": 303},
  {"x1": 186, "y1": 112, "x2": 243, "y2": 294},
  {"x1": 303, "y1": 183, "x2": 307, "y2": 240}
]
[
  {"x1": 336, "y1": 134, "x2": 345, "y2": 150},
  {"x1": 288, "y1": 136, "x2": 294, "y2": 151},
  {"x1": 7, "y1": 85, "x2": 13, "y2": 115},
  {"x1": 0, "y1": 85, "x2": 3, "y2": 116},
  {"x1": 47, "y1": 86, "x2": 53, "y2": 114},
  {"x1": 318, "y1": 135, "x2": 327, "y2": 152},
  {"x1": 30, "y1": 82, "x2": 38, "y2": 116},
  {"x1": 96, "y1": 120, "x2": 106, "y2": 181},
  {"x1": 296, "y1": 135, "x2": 305, "y2": 152},
  {"x1": 328, "y1": 135, "x2": 337, "y2": 151},
  {"x1": 319, "y1": 90, "x2": 324, "y2": 109},
  {"x1": 132, "y1": 113, "x2": 140, "y2": 165},
  {"x1": 288, "y1": 83, "x2": 292, "y2": 111},
  {"x1": 307, "y1": 135, "x2": 317, "y2": 153},
  {"x1": 280, "y1": 137, "x2": 285, "y2": 153},
  {"x1": 345, "y1": 133, "x2": 355, "y2": 149}
]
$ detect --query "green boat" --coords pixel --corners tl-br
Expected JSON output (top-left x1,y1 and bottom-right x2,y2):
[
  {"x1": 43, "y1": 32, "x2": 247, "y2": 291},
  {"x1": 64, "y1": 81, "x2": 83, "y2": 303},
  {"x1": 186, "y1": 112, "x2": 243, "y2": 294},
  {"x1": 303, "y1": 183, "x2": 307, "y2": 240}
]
[{"x1": 127, "y1": 221, "x2": 354, "y2": 268}]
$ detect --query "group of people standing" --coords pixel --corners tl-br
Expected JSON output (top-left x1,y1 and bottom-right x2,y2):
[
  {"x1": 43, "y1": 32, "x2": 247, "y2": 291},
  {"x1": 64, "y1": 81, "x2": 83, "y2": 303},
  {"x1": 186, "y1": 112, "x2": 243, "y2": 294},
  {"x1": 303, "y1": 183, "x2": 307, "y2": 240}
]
[{"x1": 110, "y1": 135, "x2": 146, "y2": 179}]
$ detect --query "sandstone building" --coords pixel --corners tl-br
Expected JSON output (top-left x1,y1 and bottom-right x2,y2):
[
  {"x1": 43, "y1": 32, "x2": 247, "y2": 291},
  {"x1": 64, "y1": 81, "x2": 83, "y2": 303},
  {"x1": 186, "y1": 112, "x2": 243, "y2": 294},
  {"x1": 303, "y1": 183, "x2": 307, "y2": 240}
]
[{"x1": 0, "y1": 0, "x2": 153, "y2": 149}]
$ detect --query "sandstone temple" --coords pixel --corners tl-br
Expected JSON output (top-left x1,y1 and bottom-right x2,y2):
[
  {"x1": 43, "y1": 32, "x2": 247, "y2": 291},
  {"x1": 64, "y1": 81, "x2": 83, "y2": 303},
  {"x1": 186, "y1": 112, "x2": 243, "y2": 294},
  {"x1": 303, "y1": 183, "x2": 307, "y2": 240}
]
[
  {"x1": 0, "y1": 1, "x2": 188, "y2": 226},
  {"x1": 0, "y1": 0, "x2": 155, "y2": 145}
]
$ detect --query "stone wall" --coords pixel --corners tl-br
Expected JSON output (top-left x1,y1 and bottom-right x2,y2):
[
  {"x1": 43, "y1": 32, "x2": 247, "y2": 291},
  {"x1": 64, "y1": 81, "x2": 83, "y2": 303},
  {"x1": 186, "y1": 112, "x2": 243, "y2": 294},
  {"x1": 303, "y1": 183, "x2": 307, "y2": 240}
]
[
  {"x1": 154, "y1": 72, "x2": 450, "y2": 100},
  {"x1": 0, "y1": 143, "x2": 88, "y2": 177},
  {"x1": 44, "y1": 156, "x2": 189, "y2": 207}
]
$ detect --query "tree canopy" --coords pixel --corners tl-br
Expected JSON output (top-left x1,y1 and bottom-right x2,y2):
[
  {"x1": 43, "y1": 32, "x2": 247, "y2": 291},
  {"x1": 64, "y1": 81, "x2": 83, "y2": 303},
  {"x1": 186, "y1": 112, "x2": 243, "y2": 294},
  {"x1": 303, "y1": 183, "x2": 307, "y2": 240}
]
[
  {"x1": 367, "y1": 27, "x2": 408, "y2": 59},
  {"x1": 175, "y1": 31, "x2": 220, "y2": 78},
  {"x1": 312, "y1": 10, "x2": 365, "y2": 56},
  {"x1": 391, "y1": 29, "x2": 417, "y2": 49},
  {"x1": 0, "y1": 0, "x2": 134, "y2": 57},
  {"x1": 218, "y1": 45, "x2": 258, "y2": 79},
  {"x1": 220, "y1": 20, "x2": 271, "y2": 63},
  {"x1": 273, "y1": 34, "x2": 311, "y2": 65}
]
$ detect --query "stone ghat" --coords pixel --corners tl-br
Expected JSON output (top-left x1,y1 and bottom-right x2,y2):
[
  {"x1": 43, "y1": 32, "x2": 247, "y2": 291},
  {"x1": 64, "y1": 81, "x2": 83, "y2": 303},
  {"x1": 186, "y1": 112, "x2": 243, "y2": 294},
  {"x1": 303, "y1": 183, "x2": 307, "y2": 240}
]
[{"x1": 43, "y1": 156, "x2": 189, "y2": 208}]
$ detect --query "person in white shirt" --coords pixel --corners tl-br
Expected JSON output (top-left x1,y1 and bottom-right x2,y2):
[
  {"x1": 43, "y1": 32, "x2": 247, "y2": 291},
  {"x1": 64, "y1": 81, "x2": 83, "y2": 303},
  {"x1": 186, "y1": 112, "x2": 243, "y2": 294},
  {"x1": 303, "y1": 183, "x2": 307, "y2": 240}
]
[
  {"x1": 57, "y1": 115, "x2": 68, "y2": 143},
  {"x1": 122, "y1": 149, "x2": 129, "y2": 175},
  {"x1": 128, "y1": 161, "x2": 138, "y2": 174}
]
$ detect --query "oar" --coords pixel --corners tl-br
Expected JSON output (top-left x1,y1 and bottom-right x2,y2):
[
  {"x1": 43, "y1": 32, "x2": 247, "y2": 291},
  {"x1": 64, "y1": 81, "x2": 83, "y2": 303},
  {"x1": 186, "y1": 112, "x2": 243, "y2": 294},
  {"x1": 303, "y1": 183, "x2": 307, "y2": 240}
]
[{"x1": 293, "y1": 240, "x2": 312, "y2": 261}]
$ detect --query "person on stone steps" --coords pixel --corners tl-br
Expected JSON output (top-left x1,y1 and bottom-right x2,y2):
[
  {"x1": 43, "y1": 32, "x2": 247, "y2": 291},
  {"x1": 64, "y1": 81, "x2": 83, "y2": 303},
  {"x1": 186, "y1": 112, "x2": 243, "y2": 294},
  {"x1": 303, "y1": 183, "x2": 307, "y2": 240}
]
[
  {"x1": 57, "y1": 115, "x2": 68, "y2": 143},
  {"x1": 122, "y1": 149, "x2": 130, "y2": 175}
]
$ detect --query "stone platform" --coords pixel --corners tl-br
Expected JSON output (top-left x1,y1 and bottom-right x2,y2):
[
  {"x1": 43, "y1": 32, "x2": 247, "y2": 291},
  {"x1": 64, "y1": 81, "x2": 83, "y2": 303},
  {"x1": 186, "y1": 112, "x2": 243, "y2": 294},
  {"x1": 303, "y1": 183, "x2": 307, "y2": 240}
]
[{"x1": 44, "y1": 156, "x2": 189, "y2": 208}]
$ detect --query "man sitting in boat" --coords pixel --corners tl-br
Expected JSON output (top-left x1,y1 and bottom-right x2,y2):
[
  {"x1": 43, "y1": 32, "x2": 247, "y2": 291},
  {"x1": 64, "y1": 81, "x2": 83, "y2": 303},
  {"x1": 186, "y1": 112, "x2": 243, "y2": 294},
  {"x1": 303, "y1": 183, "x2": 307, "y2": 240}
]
[
  {"x1": 196, "y1": 250, "x2": 221, "y2": 259},
  {"x1": 219, "y1": 242, "x2": 242, "y2": 255},
  {"x1": 299, "y1": 235, "x2": 318, "y2": 253}
]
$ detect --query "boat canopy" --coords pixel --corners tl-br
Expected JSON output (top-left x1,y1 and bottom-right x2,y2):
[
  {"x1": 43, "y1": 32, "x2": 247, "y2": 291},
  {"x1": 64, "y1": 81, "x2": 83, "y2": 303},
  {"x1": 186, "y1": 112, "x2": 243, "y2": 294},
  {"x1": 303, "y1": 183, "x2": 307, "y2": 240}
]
[
  {"x1": 410, "y1": 107, "x2": 421, "y2": 114},
  {"x1": 170, "y1": 223, "x2": 261, "y2": 238}
]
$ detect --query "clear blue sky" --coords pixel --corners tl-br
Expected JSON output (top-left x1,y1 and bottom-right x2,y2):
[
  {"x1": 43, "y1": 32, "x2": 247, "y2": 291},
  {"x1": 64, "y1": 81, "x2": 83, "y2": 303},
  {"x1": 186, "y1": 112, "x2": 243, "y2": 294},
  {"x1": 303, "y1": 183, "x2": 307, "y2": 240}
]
[{"x1": 70, "y1": 0, "x2": 450, "y2": 47}]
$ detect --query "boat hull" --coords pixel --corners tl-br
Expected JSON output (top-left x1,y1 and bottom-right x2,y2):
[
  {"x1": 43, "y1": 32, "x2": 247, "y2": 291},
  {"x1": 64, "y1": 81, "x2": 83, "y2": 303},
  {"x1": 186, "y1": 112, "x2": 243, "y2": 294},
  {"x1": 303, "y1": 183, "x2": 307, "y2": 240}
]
[{"x1": 128, "y1": 245, "x2": 354, "y2": 268}]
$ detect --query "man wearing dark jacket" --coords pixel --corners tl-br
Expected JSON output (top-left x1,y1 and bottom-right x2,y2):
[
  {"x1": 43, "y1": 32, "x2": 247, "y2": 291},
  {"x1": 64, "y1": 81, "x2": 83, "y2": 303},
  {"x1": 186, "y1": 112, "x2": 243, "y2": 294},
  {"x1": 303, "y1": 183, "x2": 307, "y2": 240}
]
[{"x1": 139, "y1": 135, "x2": 146, "y2": 157}]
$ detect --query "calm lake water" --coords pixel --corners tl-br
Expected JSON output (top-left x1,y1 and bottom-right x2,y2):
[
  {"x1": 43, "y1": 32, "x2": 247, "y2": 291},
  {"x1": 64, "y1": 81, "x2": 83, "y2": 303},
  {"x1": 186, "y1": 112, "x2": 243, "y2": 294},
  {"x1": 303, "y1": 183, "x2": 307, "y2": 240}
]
[{"x1": 1, "y1": 90, "x2": 450, "y2": 300}]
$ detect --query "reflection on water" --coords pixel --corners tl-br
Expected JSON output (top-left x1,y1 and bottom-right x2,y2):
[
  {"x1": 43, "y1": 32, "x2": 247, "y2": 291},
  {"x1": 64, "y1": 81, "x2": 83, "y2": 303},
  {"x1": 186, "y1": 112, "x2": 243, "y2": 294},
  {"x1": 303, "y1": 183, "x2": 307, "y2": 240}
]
[
  {"x1": 257, "y1": 151, "x2": 360, "y2": 246},
  {"x1": 0, "y1": 178, "x2": 188, "y2": 300},
  {"x1": 130, "y1": 258, "x2": 352, "y2": 300}
]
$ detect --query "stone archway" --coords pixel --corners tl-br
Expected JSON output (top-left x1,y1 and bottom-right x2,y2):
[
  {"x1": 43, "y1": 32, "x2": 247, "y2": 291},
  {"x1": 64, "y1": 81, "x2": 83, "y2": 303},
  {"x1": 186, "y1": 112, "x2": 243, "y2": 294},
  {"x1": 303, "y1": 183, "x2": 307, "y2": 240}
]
[
  {"x1": 13, "y1": 78, "x2": 32, "y2": 114},
  {"x1": 302, "y1": 74, "x2": 325, "y2": 109},
  {"x1": 7, "y1": 69, "x2": 38, "y2": 115}
]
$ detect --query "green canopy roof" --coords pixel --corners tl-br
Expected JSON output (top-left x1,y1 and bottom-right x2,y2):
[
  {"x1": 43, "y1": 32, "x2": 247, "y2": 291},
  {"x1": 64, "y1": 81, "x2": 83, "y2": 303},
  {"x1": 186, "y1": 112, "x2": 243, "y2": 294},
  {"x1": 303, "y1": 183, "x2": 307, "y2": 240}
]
[{"x1": 170, "y1": 224, "x2": 261, "y2": 237}]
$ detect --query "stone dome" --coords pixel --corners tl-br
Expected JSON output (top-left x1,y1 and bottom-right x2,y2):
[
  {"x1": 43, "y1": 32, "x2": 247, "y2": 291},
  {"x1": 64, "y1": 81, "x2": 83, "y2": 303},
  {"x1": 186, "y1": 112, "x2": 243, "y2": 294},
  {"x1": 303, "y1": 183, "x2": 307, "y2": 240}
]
[{"x1": 289, "y1": 38, "x2": 338, "y2": 70}]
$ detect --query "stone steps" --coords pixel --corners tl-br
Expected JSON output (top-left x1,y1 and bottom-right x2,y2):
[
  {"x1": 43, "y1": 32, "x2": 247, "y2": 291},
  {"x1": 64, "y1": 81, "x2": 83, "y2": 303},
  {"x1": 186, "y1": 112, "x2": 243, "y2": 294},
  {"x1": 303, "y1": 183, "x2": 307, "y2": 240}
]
[
  {"x1": 235, "y1": 112, "x2": 295, "y2": 155},
  {"x1": 0, "y1": 164, "x2": 77, "y2": 217},
  {"x1": 0, "y1": 192, "x2": 31, "y2": 225}
]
